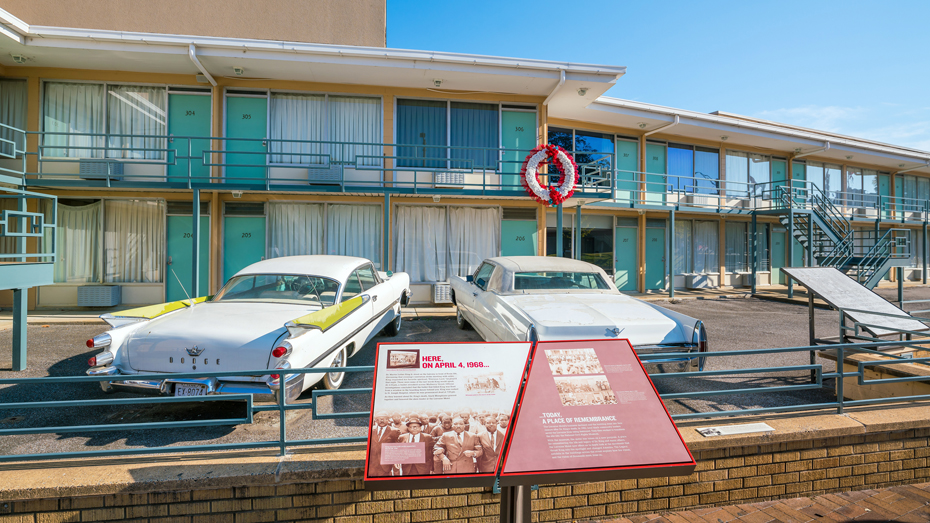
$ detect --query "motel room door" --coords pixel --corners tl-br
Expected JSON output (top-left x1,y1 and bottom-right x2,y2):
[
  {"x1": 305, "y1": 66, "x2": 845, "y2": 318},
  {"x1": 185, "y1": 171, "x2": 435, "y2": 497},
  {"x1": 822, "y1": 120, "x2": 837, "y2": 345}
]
[
  {"x1": 644, "y1": 223, "x2": 666, "y2": 290},
  {"x1": 645, "y1": 143, "x2": 666, "y2": 205},
  {"x1": 225, "y1": 93, "x2": 268, "y2": 181},
  {"x1": 615, "y1": 139, "x2": 638, "y2": 204},
  {"x1": 501, "y1": 109, "x2": 536, "y2": 191},
  {"x1": 166, "y1": 206, "x2": 210, "y2": 302},
  {"x1": 771, "y1": 228, "x2": 786, "y2": 284},
  {"x1": 614, "y1": 221, "x2": 637, "y2": 292},
  {"x1": 167, "y1": 91, "x2": 212, "y2": 182},
  {"x1": 222, "y1": 202, "x2": 266, "y2": 284}
]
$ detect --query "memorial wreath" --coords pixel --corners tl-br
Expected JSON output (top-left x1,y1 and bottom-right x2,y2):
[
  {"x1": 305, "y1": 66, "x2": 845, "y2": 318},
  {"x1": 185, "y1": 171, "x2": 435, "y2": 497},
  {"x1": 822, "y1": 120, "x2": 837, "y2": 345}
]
[{"x1": 519, "y1": 144, "x2": 579, "y2": 207}]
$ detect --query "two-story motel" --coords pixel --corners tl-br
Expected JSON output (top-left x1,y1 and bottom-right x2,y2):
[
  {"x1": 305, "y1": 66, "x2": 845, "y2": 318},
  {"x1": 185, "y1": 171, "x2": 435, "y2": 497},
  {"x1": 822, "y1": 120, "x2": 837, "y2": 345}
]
[{"x1": 1, "y1": 0, "x2": 929, "y2": 309}]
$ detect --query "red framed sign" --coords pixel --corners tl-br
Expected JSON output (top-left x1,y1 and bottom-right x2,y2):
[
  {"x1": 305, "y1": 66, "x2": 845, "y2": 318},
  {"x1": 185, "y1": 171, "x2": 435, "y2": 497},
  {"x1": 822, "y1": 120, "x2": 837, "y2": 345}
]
[
  {"x1": 500, "y1": 339, "x2": 695, "y2": 485},
  {"x1": 364, "y1": 341, "x2": 533, "y2": 489}
]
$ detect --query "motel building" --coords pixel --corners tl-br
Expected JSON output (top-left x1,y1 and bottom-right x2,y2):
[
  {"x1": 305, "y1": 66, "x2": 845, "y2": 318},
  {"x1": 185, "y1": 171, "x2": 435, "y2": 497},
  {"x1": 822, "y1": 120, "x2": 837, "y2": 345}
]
[{"x1": 0, "y1": 1, "x2": 929, "y2": 311}]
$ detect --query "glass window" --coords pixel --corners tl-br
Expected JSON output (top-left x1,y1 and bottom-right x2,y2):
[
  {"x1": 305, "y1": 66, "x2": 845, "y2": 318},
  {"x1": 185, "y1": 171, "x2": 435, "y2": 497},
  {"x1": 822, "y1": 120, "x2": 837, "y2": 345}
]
[
  {"x1": 847, "y1": 167, "x2": 863, "y2": 207},
  {"x1": 342, "y1": 271, "x2": 363, "y2": 301},
  {"x1": 357, "y1": 264, "x2": 379, "y2": 290},
  {"x1": 396, "y1": 99, "x2": 446, "y2": 168},
  {"x1": 668, "y1": 145, "x2": 694, "y2": 192},
  {"x1": 546, "y1": 127, "x2": 573, "y2": 153},
  {"x1": 513, "y1": 271, "x2": 610, "y2": 290},
  {"x1": 104, "y1": 200, "x2": 164, "y2": 283},
  {"x1": 725, "y1": 151, "x2": 749, "y2": 197},
  {"x1": 748, "y1": 154, "x2": 770, "y2": 186},
  {"x1": 215, "y1": 274, "x2": 340, "y2": 307},
  {"x1": 694, "y1": 147, "x2": 719, "y2": 195},
  {"x1": 725, "y1": 222, "x2": 748, "y2": 273},
  {"x1": 107, "y1": 85, "x2": 167, "y2": 159},
  {"x1": 54, "y1": 200, "x2": 102, "y2": 283},
  {"x1": 450, "y1": 102, "x2": 498, "y2": 170},
  {"x1": 0, "y1": 79, "x2": 26, "y2": 156},
  {"x1": 43, "y1": 82, "x2": 106, "y2": 158},
  {"x1": 329, "y1": 95, "x2": 381, "y2": 166},
  {"x1": 573, "y1": 129, "x2": 613, "y2": 169},
  {"x1": 269, "y1": 93, "x2": 325, "y2": 164},
  {"x1": 693, "y1": 221, "x2": 719, "y2": 273},
  {"x1": 862, "y1": 169, "x2": 878, "y2": 207},
  {"x1": 674, "y1": 219, "x2": 692, "y2": 273},
  {"x1": 825, "y1": 164, "x2": 842, "y2": 202},
  {"x1": 579, "y1": 214, "x2": 613, "y2": 274},
  {"x1": 473, "y1": 263, "x2": 495, "y2": 290}
]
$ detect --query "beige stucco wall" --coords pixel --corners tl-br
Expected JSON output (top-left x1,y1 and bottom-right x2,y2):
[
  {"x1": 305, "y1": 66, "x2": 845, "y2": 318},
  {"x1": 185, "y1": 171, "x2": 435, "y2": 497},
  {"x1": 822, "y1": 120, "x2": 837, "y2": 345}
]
[{"x1": 2, "y1": 0, "x2": 386, "y2": 47}]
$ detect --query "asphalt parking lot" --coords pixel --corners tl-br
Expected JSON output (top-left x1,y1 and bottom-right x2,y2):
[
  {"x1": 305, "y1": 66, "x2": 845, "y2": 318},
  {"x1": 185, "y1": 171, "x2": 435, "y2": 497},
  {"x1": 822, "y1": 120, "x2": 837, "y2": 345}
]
[{"x1": 0, "y1": 294, "x2": 898, "y2": 459}]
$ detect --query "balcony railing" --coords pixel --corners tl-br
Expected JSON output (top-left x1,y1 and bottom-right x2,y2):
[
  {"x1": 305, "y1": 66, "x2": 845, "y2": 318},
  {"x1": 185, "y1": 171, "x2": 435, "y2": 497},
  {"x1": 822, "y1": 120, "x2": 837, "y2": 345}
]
[{"x1": 24, "y1": 132, "x2": 612, "y2": 196}]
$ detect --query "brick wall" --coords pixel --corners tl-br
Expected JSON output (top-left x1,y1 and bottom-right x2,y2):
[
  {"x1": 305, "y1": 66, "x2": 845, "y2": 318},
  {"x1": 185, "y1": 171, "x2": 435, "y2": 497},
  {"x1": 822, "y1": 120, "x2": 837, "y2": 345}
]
[{"x1": 0, "y1": 426, "x2": 927, "y2": 523}]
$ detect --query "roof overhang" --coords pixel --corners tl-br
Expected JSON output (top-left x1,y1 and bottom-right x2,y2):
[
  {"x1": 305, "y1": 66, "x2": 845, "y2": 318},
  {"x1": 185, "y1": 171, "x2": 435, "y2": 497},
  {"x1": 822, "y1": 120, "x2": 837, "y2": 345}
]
[
  {"x1": 0, "y1": 9, "x2": 624, "y2": 103},
  {"x1": 557, "y1": 97, "x2": 930, "y2": 175}
]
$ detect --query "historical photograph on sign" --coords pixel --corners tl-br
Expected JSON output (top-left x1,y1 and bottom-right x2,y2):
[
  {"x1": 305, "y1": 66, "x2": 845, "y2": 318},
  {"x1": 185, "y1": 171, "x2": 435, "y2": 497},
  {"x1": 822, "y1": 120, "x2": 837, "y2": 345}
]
[
  {"x1": 367, "y1": 342, "x2": 530, "y2": 483},
  {"x1": 544, "y1": 348, "x2": 604, "y2": 375},
  {"x1": 553, "y1": 375, "x2": 617, "y2": 406},
  {"x1": 387, "y1": 349, "x2": 420, "y2": 369}
]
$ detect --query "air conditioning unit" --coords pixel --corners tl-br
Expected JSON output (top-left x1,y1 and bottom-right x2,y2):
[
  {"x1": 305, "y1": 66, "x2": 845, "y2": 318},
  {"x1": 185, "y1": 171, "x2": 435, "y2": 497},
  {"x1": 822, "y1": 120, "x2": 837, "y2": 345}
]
[
  {"x1": 433, "y1": 283, "x2": 453, "y2": 304},
  {"x1": 79, "y1": 160, "x2": 124, "y2": 181},
  {"x1": 434, "y1": 170, "x2": 465, "y2": 188},
  {"x1": 77, "y1": 285, "x2": 120, "y2": 307},
  {"x1": 307, "y1": 164, "x2": 343, "y2": 183}
]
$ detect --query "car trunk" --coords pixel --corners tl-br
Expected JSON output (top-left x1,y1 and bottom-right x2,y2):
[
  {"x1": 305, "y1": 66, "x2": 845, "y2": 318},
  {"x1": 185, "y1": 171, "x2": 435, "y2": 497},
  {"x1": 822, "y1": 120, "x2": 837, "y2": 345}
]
[
  {"x1": 500, "y1": 294, "x2": 688, "y2": 346},
  {"x1": 124, "y1": 302, "x2": 310, "y2": 373}
]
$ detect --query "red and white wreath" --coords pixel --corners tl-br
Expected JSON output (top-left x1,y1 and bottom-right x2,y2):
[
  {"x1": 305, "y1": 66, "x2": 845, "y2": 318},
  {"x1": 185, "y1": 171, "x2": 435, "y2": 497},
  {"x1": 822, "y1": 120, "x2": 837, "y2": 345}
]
[{"x1": 519, "y1": 144, "x2": 579, "y2": 206}]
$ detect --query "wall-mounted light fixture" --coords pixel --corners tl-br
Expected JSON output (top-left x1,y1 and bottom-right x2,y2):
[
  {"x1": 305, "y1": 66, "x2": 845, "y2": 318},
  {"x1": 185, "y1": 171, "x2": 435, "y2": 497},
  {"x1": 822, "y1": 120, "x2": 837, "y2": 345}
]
[
  {"x1": 637, "y1": 122, "x2": 647, "y2": 129},
  {"x1": 10, "y1": 54, "x2": 25, "y2": 64},
  {"x1": 232, "y1": 191, "x2": 243, "y2": 198},
  {"x1": 720, "y1": 136, "x2": 728, "y2": 141},
  {"x1": 577, "y1": 87, "x2": 588, "y2": 97},
  {"x1": 233, "y1": 67, "x2": 245, "y2": 76},
  {"x1": 433, "y1": 79, "x2": 442, "y2": 88},
  {"x1": 432, "y1": 195, "x2": 441, "y2": 203}
]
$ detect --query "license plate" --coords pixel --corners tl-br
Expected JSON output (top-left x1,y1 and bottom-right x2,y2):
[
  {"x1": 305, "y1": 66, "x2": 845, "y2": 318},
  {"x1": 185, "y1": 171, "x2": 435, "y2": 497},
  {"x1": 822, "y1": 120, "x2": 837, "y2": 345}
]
[{"x1": 174, "y1": 383, "x2": 207, "y2": 397}]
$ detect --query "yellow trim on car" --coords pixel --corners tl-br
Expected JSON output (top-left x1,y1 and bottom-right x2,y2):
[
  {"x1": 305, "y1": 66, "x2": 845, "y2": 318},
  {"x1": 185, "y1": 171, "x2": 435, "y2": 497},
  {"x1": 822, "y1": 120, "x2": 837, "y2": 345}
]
[
  {"x1": 289, "y1": 296, "x2": 366, "y2": 332},
  {"x1": 113, "y1": 296, "x2": 211, "y2": 319}
]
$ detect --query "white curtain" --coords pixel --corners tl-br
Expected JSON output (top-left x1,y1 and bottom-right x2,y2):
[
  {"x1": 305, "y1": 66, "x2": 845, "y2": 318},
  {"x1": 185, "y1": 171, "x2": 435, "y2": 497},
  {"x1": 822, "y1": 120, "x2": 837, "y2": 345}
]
[
  {"x1": 0, "y1": 80, "x2": 26, "y2": 156},
  {"x1": 55, "y1": 202, "x2": 101, "y2": 283},
  {"x1": 393, "y1": 206, "x2": 446, "y2": 282},
  {"x1": 448, "y1": 207, "x2": 500, "y2": 277},
  {"x1": 674, "y1": 219, "x2": 692, "y2": 273},
  {"x1": 268, "y1": 202, "x2": 323, "y2": 258},
  {"x1": 327, "y1": 204, "x2": 381, "y2": 268},
  {"x1": 43, "y1": 82, "x2": 105, "y2": 158},
  {"x1": 329, "y1": 96, "x2": 381, "y2": 166},
  {"x1": 725, "y1": 151, "x2": 748, "y2": 197},
  {"x1": 269, "y1": 93, "x2": 325, "y2": 164},
  {"x1": 104, "y1": 200, "x2": 164, "y2": 283},
  {"x1": 725, "y1": 222, "x2": 748, "y2": 273},
  {"x1": 693, "y1": 221, "x2": 718, "y2": 273},
  {"x1": 107, "y1": 85, "x2": 167, "y2": 159}
]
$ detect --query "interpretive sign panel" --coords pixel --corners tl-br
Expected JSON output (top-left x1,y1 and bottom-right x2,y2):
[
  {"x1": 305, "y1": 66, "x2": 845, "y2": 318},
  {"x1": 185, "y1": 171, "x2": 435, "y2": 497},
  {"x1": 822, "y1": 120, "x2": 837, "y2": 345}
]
[
  {"x1": 499, "y1": 339, "x2": 695, "y2": 485},
  {"x1": 364, "y1": 341, "x2": 533, "y2": 489}
]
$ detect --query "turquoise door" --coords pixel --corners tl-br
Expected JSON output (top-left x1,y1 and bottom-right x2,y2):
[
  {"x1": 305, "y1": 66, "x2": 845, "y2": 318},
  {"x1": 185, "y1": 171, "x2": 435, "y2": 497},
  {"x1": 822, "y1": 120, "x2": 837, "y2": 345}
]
[
  {"x1": 223, "y1": 216, "x2": 266, "y2": 283},
  {"x1": 645, "y1": 227, "x2": 665, "y2": 290},
  {"x1": 501, "y1": 220, "x2": 537, "y2": 256},
  {"x1": 791, "y1": 161, "x2": 807, "y2": 204},
  {"x1": 615, "y1": 139, "x2": 638, "y2": 204},
  {"x1": 771, "y1": 230, "x2": 786, "y2": 284},
  {"x1": 614, "y1": 227, "x2": 637, "y2": 291},
  {"x1": 645, "y1": 143, "x2": 666, "y2": 204},
  {"x1": 501, "y1": 111, "x2": 536, "y2": 190},
  {"x1": 166, "y1": 215, "x2": 210, "y2": 301},
  {"x1": 226, "y1": 96, "x2": 268, "y2": 181},
  {"x1": 168, "y1": 94, "x2": 212, "y2": 182},
  {"x1": 879, "y1": 174, "x2": 891, "y2": 218},
  {"x1": 771, "y1": 160, "x2": 787, "y2": 205}
]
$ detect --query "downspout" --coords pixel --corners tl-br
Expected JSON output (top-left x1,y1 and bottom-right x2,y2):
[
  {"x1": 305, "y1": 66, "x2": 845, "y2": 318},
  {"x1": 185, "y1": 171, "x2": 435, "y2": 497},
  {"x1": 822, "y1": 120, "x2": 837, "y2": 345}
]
[
  {"x1": 643, "y1": 115, "x2": 680, "y2": 137},
  {"x1": 792, "y1": 142, "x2": 830, "y2": 159},
  {"x1": 188, "y1": 44, "x2": 217, "y2": 86},
  {"x1": 542, "y1": 70, "x2": 565, "y2": 106}
]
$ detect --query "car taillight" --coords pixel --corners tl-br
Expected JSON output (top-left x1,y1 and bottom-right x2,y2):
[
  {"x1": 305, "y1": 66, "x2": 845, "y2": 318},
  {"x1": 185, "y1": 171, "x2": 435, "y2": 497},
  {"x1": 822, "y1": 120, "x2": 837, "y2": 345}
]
[
  {"x1": 86, "y1": 333, "x2": 111, "y2": 349},
  {"x1": 270, "y1": 373, "x2": 280, "y2": 379},
  {"x1": 88, "y1": 356, "x2": 97, "y2": 366},
  {"x1": 272, "y1": 346, "x2": 287, "y2": 358},
  {"x1": 88, "y1": 352, "x2": 114, "y2": 367}
]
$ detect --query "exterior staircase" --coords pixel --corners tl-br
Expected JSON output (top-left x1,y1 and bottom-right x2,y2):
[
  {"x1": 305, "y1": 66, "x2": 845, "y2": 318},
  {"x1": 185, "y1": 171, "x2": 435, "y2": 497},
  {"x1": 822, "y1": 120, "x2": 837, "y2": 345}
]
[{"x1": 775, "y1": 183, "x2": 910, "y2": 289}]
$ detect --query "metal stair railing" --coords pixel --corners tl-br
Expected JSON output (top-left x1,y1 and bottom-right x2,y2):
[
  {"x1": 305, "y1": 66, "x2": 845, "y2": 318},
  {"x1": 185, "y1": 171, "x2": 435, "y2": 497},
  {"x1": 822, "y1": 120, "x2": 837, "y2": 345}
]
[
  {"x1": 854, "y1": 228, "x2": 911, "y2": 288},
  {"x1": 775, "y1": 182, "x2": 855, "y2": 271}
]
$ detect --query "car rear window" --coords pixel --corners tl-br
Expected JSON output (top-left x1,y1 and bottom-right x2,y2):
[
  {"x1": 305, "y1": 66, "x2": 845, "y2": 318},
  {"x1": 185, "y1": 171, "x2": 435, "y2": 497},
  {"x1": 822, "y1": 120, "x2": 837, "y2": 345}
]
[{"x1": 513, "y1": 271, "x2": 610, "y2": 291}]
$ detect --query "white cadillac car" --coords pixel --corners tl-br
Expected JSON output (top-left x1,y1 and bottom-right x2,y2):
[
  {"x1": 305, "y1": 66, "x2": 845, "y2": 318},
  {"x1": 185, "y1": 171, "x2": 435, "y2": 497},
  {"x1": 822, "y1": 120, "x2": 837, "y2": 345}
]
[
  {"x1": 86, "y1": 255, "x2": 410, "y2": 400},
  {"x1": 450, "y1": 256, "x2": 707, "y2": 372}
]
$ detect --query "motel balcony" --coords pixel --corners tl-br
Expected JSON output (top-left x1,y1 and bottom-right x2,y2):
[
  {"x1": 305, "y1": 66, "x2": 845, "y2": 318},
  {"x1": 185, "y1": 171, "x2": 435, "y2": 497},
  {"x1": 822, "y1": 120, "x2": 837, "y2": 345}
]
[{"x1": 20, "y1": 132, "x2": 613, "y2": 199}]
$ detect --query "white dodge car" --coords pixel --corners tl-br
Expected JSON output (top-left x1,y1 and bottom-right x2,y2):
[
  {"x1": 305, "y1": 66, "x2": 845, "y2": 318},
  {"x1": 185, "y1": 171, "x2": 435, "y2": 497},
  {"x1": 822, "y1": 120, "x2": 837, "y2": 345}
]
[
  {"x1": 450, "y1": 256, "x2": 707, "y2": 372},
  {"x1": 86, "y1": 255, "x2": 410, "y2": 400}
]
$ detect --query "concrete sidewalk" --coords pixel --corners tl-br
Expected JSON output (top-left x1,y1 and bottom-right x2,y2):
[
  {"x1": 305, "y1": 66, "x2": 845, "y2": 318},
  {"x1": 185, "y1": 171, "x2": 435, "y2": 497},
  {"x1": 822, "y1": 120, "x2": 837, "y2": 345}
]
[{"x1": 602, "y1": 482, "x2": 930, "y2": 523}]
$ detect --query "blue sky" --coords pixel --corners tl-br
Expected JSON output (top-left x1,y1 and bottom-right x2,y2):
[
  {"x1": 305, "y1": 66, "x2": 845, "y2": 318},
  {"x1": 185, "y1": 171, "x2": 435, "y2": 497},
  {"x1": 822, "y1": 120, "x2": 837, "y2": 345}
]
[{"x1": 387, "y1": 1, "x2": 930, "y2": 151}]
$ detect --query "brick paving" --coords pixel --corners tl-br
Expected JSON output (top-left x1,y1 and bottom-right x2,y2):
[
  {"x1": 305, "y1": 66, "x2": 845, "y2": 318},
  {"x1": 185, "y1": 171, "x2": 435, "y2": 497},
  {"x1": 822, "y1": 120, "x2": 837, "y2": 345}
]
[{"x1": 598, "y1": 482, "x2": 930, "y2": 523}]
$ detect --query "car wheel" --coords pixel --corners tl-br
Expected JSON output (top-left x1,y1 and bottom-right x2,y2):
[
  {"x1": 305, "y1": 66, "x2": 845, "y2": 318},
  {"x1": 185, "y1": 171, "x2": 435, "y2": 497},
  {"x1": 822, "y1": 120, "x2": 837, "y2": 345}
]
[
  {"x1": 323, "y1": 347, "x2": 347, "y2": 390},
  {"x1": 383, "y1": 313, "x2": 402, "y2": 337},
  {"x1": 456, "y1": 308, "x2": 471, "y2": 330}
]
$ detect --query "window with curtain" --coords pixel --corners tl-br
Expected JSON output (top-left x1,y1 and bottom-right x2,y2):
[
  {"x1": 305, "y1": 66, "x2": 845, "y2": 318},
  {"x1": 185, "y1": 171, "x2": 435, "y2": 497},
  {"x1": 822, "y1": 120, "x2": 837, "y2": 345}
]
[
  {"x1": 825, "y1": 164, "x2": 842, "y2": 203},
  {"x1": 0, "y1": 80, "x2": 26, "y2": 156},
  {"x1": 674, "y1": 219, "x2": 692, "y2": 273},
  {"x1": 694, "y1": 147, "x2": 719, "y2": 195},
  {"x1": 327, "y1": 204, "x2": 381, "y2": 268},
  {"x1": 103, "y1": 200, "x2": 164, "y2": 283},
  {"x1": 43, "y1": 82, "x2": 105, "y2": 158},
  {"x1": 393, "y1": 206, "x2": 447, "y2": 281},
  {"x1": 396, "y1": 99, "x2": 447, "y2": 169},
  {"x1": 268, "y1": 202, "x2": 323, "y2": 258},
  {"x1": 54, "y1": 201, "x2": 101, "y2": 283},
  {"x1": 748, "y1": 154, "x2": 770, "y2": 186},
  {"x1": 725, "y1": 151, "x2": 748, "y2": 197},
  {"x1": 693, "y1": 221, "x2": 719, "y2": 273},
  {"x1": 448, "y1": 207, "x2": 500, "y2": 277},
  {"x1": 107, "y1": 85, "x2": 167, "y2": 159},
  {"x1": 269, "y1": 93, "x2": 325, "y2": 164},
  {"x1": 862, "y1": 169, "x2": 878, "y2": 207},
  {"x1": 847, "y1": 167, "x2": 863, "y2": 208},
  {"x1": 329, "y1": 96, "x2": 381, "y2": 166},
  {"x1": 450, "y1": 102, "x2": 498, "y2": 170},
  {"x1": 725, "y1": 222, "x2": 748, "y2": 273}
]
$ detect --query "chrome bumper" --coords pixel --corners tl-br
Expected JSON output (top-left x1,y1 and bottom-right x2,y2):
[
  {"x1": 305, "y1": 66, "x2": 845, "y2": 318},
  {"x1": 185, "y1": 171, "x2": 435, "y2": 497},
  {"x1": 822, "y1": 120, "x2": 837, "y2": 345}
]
[
  {"x1": 634, "y1": 343, "x2": 705, "y2": 373},
  {"x1": 86, "y1": 367, "x2": 305, "y2": 402}
]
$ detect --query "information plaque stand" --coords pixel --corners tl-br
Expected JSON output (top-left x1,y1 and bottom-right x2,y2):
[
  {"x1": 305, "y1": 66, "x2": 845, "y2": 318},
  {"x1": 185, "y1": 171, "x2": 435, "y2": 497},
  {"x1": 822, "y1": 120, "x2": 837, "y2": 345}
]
[{"x1": 364, "y1": 339, "x2": 695, "y2": 522}]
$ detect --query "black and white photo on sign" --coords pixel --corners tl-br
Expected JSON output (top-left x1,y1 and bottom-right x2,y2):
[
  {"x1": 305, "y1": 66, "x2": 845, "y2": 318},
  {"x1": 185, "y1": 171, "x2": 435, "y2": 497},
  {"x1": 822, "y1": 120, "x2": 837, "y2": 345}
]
[
  {"x1": 544, "y1": 348, "x2": 605, "y2": 375},
  {"x1": 387, "y1": 349, "x2": 419, "y2": 368},
  {"x1": 465, "y1": 372, "x2": 506, "y2": 393},
  {"x1": 553, "y1": 375, "x2": 617, "y2": 407}
]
